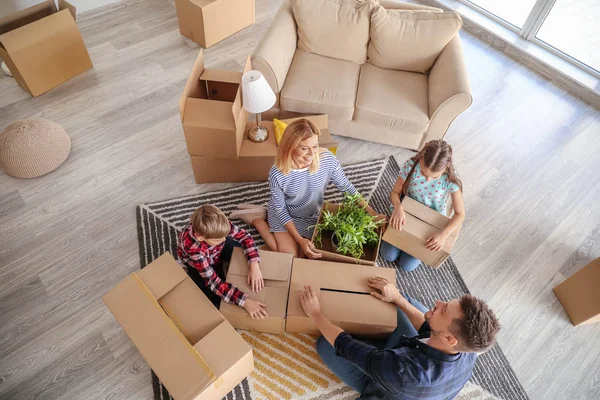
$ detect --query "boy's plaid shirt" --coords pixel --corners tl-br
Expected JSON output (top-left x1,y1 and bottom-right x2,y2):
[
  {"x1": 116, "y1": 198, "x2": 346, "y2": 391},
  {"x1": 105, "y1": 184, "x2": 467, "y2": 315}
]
[{"x1": 178, "y1": 221, "x2": 260, "y2": 306}]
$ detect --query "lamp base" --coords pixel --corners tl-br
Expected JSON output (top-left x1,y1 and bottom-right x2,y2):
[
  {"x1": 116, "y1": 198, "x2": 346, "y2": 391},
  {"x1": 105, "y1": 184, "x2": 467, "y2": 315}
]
[{"x1": 248, "y1": 125, "x2": 269, "y2": 143}]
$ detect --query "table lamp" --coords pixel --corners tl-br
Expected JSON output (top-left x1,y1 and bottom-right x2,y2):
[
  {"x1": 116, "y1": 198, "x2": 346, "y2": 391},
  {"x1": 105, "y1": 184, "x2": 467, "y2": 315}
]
[{"x1": 242, "y1": 70, "x2": 276, "y2": 142}]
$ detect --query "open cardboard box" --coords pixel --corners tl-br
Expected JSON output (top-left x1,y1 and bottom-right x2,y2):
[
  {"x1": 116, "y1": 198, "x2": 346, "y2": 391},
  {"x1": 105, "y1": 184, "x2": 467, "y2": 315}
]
[
  {"x1": 311, "y1": 202, "x2": 383, "y2": 266},
  {"x1": 103, "y1": 252, "x2": 254, "y2": 400},
  {"x1": 190, "y1": 115, "x2": 339, "y2": 184},
  {"x1": 179, "y1": 50, "x2": 250, "y2": 160},
  {"x1": 220, "y1": 248, "x2": 294, "y2": 334},
  {"x1": 0, "y1": 0, "x2": 93, "y2": 97},
  {"x1": 286, "y1": 258, "x2": 397, "y2": 336},
  {"x1": 174, "y1": 0, "x2": 254, "y2": 48},
  {"x1": 381, "y1": 196, "x2": 460, "y2": 269},
  {"x1": 554, "y1": 257, "x2": 600, "y2": 326}
]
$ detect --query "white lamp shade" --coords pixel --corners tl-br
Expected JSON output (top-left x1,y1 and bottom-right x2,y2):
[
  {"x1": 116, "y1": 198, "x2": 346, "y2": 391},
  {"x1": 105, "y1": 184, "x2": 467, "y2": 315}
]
[{"x1": 242, "y1": 70, "x2": 276, "y2": 114}]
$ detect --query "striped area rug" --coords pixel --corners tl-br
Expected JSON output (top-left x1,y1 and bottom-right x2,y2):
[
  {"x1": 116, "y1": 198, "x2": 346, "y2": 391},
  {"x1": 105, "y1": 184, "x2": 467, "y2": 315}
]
[{"x1": 136, "y1": 156, "x2": 529, "y2": 400}]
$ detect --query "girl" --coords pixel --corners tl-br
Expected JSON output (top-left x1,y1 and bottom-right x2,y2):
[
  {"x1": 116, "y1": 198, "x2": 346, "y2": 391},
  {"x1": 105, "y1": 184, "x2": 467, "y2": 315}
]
[
  {"x1": 231, "y1": 118, "x2": 374, "y2": 258},
  {"x1": 381, "y1": 140, "x2": 465, "y2": 271}
]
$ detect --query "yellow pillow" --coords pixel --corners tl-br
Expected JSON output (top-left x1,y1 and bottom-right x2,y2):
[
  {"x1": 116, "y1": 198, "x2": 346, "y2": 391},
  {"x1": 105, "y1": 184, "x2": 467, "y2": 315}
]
[{"x1": 273, "y1": 118, "x2": 337, "y2": 155}]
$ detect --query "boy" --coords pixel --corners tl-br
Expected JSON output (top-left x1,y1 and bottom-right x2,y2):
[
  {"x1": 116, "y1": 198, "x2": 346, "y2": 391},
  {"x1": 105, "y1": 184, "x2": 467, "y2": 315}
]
[{"x1": 178, "y1": 204, "x2": 268, "y2": 319}]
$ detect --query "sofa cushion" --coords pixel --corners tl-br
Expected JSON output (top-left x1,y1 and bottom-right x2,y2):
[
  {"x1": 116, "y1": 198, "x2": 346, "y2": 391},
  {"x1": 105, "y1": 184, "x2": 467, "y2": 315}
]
[
  {"x1": 280, "y1": 49, "x2": 360, "y2": 120},
  {"x1": 291, "y1": 0, "x2": 377, "y2": 64},
  {"x1": 354, "y1": 63, "x2": 429, "y2": 134},
  {"x1": 368, "y1": 7, "x2": 462, "y2": 73}
]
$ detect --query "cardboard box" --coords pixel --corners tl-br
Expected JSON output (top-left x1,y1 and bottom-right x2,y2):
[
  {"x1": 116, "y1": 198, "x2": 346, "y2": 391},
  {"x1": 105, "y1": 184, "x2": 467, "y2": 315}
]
[
  {"x1": 286, "y1": 258, "x2": 397, "y2": 336},
  {"x1": 174, "y1": 0, "x2": 254, "y2": 48},
  {"x1": 311, "y1": 202, "x2": 383, "y2": 266},
  {"x1": 179, "y1": 50, "x2": 250, "y2": 160},
  {"x1": 103, "y1": 252, "x2": 254, "y2": 400},
  {"x1": 0, "y1": 0, "x2": 93, "y2": 97},
  {"x1": 190, "y1": 117, "x2": 339, "y2": 184},
  {"x1": 553, "y1": 258, "x2": 600, "y2": 326},
  {"x1": 220, "y1": 247, "x2": 294, "y2": 334},
  {"x1": 381, "y1": 196, "x2": 460, "y2": 269}
]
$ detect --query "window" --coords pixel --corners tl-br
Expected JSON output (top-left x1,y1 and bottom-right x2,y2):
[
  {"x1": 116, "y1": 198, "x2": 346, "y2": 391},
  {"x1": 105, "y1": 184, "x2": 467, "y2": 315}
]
[{"x1": 458, "y1": 0, "x2": 600, "y2": 76}]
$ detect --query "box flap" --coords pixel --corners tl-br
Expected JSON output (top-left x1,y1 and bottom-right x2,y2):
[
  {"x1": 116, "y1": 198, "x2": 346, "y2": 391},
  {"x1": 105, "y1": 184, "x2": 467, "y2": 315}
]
[
  {"x1": 180, "y1": 50, "x2": 206, "y2": 121},
  {"x1": 0, "y1": 47, "x2": 30, "y2": 92},
  {"x1": 102, "y1": 274, "x2": 215, "y2": 399},
  {"x1": 137, "y1": 252, "x2": 188, "y2": 299},
  {"x1": 233, "y1": 56, "x2": 252, "y2": 124},
  {"x1": 321, "y1": 262, "x2": 396, "y2": 293},
  {"x1": 194, "y1": 319, "x2": 252, "y2": 377},
  {"x1": 321, "y1": 291, "x2": 396, "y2": 327},
  {"x1": 287, "y1": 259, "x2": 323, "y2": 317},
  {"x1": 0, "y1": 0, "x2": 55, "y2": 35},
  {"x1": 57, "y1": 0, "x2": 77, "y2": 21},
  {"x1": 200, "y1": 68, "x2": 242, "y2": 85},
  {"x1": 159, "y1": 278, "x2": 225, "y2": 345},
  {"x1": 183, "y1": 98, "x2": 236, "y2": 130},
  {"x1": 229, "y1": 247, "x2": 293, "y2": 282},
  {"x1": 223, "y1": 274, "x2": 289, "y2": 318},
  {"x1": 190, "y1": 0, "x2": 218, "y2": 8},
  {"x1": 402, "y1": 196, "x2": 451, "y2": 232}
]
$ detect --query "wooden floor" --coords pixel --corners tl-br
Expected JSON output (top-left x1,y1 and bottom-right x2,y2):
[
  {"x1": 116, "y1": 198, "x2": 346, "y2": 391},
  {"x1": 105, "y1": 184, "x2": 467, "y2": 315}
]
[{"x1": 0, "y1": 0, "x2": 599, "y2": 399}]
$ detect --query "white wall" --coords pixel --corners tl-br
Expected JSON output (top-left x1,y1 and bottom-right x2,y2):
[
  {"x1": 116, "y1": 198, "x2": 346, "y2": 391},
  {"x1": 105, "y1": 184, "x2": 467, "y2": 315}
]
[{"x1": 0, "y1": 0, "x2": 122, "y2": 18}]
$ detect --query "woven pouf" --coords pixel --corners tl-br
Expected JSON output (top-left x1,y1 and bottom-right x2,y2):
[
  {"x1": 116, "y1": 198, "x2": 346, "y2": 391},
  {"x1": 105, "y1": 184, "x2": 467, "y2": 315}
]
[{"x1": 0, "y1": 119, "x2": 71, "y2": 178}]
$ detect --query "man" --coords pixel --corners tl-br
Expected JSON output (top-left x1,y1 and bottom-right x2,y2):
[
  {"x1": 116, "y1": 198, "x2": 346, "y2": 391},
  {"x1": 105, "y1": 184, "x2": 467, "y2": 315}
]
[{"x1": 299, "y1": 277, "x2": 500, "y2": 400}]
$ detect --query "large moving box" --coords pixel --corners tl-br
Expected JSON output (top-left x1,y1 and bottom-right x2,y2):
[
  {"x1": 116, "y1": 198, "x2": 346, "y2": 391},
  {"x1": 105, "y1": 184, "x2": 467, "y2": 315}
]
[
  {"x1": 311, "y1": 202, "x2": 383, "y2": 266},
  {"x1": 103, "y1": 252, "x2": 254, "y2": 400},
  {"x1": 286, "y1": 259, "x2": 397, "y2": 336},
  {"x1": 554, "y1": 257, "x2": 600, "y2": 326},
  {"x1": 382, "y1": 196, "x2": 460, "y2": 268},
  {"x1": 0, "y1": 0, "x2": 93, "y2": 97},
  {"x1": 174, "y1": 0, "x2": 254, "y2": 48},
  {"x1": 220, "y1": 248, "x2": 294, "y2": 334},
  {"x1": 189, "y1": 114, "x2": 339, "y2": 183},
  {"x1": 179, "y1": 50, "x2": 251, "y2": 160}
]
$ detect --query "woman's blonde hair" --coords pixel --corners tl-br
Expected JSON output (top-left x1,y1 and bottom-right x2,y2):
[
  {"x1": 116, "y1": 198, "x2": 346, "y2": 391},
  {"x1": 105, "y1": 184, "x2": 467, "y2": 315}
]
[{"x1": 275, "y1": 118, "x2": 321, "y2": 175}]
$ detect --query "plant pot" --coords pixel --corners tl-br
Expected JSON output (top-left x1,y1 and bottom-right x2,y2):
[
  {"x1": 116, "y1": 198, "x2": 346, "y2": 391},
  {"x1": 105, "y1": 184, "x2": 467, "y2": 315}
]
[{"x1": 331, "y1": 232, "x2": 339, "y2": 253}]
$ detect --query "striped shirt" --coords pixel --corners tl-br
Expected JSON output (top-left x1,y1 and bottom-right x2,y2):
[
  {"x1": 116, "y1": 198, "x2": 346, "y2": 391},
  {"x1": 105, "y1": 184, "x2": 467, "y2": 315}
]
[{"x1": 267, "y1": 150, "x2": 357, "y2": 238}]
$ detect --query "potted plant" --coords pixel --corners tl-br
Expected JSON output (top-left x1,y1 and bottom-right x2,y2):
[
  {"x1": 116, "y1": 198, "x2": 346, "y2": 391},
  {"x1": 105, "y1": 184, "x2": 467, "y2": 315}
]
[{"x1": 313, "y1": 193, "x2": 383, "y2": 261}]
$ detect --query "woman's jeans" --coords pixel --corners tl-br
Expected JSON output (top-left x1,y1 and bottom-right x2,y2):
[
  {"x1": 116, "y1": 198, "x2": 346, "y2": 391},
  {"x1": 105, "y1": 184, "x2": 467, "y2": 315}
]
[
  {"x1": 315, "y1": 295, "x2": 429, "y2": 393},
  {"x1": 379, "y1": 241, "x2": 422, "y2": 272}
]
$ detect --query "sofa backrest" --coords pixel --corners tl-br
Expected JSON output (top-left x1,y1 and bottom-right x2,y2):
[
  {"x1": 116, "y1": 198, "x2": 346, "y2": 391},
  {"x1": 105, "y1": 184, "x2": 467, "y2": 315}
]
[
  {"x1": 368, "y1": 5, "x2": 463, "y2": 73},
  {"x1": 291, "y1": 0, "x2": 377, "y2": 65}
]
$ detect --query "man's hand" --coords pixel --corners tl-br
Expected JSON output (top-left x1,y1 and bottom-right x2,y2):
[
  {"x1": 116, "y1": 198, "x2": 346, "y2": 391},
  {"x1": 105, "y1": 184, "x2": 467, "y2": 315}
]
[
  {"x1": 368, "y1": 277, "x2": 405, "y2": 305},
  {"x1": 243, "y1": 299, "x2": 268, "y2": 319},
  {"x1": 426, "y1": 231, "x2": 448, "y2": 251},
  {"x1": 247, "y1": 261, "x2": 264, "y2": 292},
  {"x1": 300, "y1": 285, "x2": 321, "y2": 318},
  {"x1": 299, "y1": 238, "x2": 322, "y2": 259},
  {"x1": 390, "y1": 206, "x2": 406, "y2": 231}
]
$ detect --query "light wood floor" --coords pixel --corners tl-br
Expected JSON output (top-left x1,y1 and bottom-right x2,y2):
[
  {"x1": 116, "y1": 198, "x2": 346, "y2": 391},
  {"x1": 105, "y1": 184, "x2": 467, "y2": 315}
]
[{"x1": 0, "y1": 0, "x2": 599, "y2": 399}]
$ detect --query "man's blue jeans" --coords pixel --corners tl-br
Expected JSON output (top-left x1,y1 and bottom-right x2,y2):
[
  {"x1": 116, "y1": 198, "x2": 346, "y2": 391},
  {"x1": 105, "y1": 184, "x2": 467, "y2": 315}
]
[{"x1": 315, "y1": 295, "x2": 429, "y2": 393}]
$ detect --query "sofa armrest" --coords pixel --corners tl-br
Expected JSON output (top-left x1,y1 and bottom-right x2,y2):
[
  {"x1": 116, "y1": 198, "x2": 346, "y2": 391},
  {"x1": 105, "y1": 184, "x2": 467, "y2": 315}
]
[
  {"x1": 251, "y1": 0, "x2": 297, "y2": 107},
  {"x1": 424, "y1": 34, "x2": 472, "y2": 144},
  {"x1": 380, "y1": 0, "x2": 442, "y2": 12}
]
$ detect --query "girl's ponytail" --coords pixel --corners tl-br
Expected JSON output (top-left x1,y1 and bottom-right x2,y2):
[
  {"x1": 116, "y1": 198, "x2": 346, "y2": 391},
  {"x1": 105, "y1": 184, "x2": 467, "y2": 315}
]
[
  {"x1": 401, "y1": 143, "x2": 429, "y2": 195},
  {"x1": 444, "y1": 144, "x2": 463, "y2": 192}
]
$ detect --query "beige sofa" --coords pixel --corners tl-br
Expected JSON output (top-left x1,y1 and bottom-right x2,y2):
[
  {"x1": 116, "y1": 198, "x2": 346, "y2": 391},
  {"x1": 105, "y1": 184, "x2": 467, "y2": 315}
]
[{"x1": 252, "y1": 0, "x2": 472, "y2": 150}]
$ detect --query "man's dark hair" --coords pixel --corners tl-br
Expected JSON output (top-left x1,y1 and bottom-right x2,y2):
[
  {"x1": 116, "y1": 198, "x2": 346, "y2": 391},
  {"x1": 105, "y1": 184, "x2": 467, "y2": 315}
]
[{"x1": 450, "y1": 294, "x2": 500, "y2": 353}]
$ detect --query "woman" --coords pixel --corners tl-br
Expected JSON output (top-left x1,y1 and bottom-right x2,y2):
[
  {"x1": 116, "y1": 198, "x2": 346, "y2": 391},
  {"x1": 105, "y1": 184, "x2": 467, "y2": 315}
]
[{"x1": 231, "y1": 118, "x2": 371, "y2": 258}]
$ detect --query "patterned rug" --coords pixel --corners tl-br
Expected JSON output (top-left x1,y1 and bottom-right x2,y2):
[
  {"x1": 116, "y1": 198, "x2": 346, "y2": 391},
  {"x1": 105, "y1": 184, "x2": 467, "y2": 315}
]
[{"x1": 136, "y1": 156, "x2": 529, "y2": 400}]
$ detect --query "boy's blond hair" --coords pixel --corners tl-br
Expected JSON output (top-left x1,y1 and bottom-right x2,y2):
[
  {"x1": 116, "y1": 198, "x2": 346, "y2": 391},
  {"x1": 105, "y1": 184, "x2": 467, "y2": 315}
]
[
  {"x1": 275, "y1": 118, "x2": 322, "y2": 175},
  {"x1": 191, "y1": 204, "x2": 230, "y2": 239}
]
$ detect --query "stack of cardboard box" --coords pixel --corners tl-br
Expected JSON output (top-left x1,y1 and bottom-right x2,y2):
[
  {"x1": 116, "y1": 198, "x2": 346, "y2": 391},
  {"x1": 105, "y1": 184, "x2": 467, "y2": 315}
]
[{"x1": 179, "y1": 50, "x2": 338, "y2": 184}]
